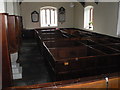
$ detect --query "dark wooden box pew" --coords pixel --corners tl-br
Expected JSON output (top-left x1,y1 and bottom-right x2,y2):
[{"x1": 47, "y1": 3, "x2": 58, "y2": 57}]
[
  {"x1": 42, "y1": 37, "x2": 80, "y2": 42},
  {"x1": 41, "y1": 40, "x2": 85, "y2": 66},
  {"x1": 43, "y1": 45, "x2": 109, "y2": 80},
  {"x1": 91, "y1": 38, "x2": 120, "y2": 45},
  {"x1": 106, "y1": 44, "x2": 120, "y2": 51},
  {"x1": 80, "y1": 39, "x2": 98, "y2": 46},
  {"x1": 88, "y1": 44, "x2": 120, "y2": 54},
  {"x1": 35, "y1": 30, "x2": 73, "y2": 55},
  {"x1": 37, "y1": 29, "x2": 82, "y2": 41},
  {"x1": 41, "y1": 40, "x2": 85, "y2": 63},
  {"x1": 46, "y1": 46, "x2": 119, "y2": 80},
  {"x1": 60, "y1": 29, "x2": 105, "y2": 39},
  {"x1": 0, "y1": 13, "x2": 13, "y2": 88},
  {"x1": 7, "y1": 15, "x2": 23, "y2": 55},
  {"x1": 38, "y1": 30, "x2": 68, "y2": 41},
  {"x1": 43, "y1": 40, "x2": 82, "y2": 48},
  {"x1": 7, "y1": 15, "x2": 18, "y2": 53},
  {"x1": 35, "y1": 29, "x2": 120, "y2": 81}
]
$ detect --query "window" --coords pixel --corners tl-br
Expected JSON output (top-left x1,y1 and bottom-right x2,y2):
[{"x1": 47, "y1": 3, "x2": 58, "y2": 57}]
[
  {"x1": 40, "y1": 6, "x2": 57, "y2": 27},
  {"x1": 84, "y1": 6, "x2": 94, "y2": 30}
]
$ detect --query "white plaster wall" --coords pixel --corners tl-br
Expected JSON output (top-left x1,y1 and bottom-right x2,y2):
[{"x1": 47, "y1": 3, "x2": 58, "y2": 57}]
[
  {"x1": 74, "y1": 2, "x2": 119, "y2": 37},
  {"x1": 117, "y1": 2, "x2": 120, "y2": 37},
  {"x1": 74, "y1": 2, "x2": 84, "y2": 29},
  {"x1": 6, "y1": 1, "x2": 20, "y2": 61},
  {"x1": 7, "y1": 2, "x2": 14, "y2": 15},
  {"x1": 0, "y1": 0, "x2": 7, "y2": 13},
  {"x1": 6, "y1": 0, "x2": 21, "y2": 15},
  {"x1": 14, "y1": 1, "x2": 17, "y2": 15},
  {"x1": 20, "y1": 2, "x2": 74, "y2": 29}
]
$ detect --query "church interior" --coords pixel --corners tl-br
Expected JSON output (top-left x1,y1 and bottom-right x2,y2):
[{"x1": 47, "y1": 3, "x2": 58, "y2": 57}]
[{"x1": 0, "y1": 0, "x2": 120, "y2": 89}]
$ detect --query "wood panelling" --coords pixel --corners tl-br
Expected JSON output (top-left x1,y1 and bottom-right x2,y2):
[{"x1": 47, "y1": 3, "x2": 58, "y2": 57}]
[
  {"x1": 7, "y1": 73, "x2": 119, "y2": 89},
  {"x1": 15, "y1": 16, "x2": 20, "y2": 51},
  {"x1": 0, "y1": 13, "x2": 13, "y2": 88},
  {"x1": 19, "y1": 16, "x2": 23, "y2": 47},
  {"x1": 35, "y1": 29, "x2": 120, "y2": 81},
  {"x1": 15, "y1": 16, "x2": 22, "y2": 51},
  {"x1": 60, "y1": 77, "x2": 120, "y2": 88},
  {"x1": 7, "y1": 15, "x2": 23, "y2": 54},
  {"x1": 8, "y1": 15, "x2": 18, "y2": 53}
]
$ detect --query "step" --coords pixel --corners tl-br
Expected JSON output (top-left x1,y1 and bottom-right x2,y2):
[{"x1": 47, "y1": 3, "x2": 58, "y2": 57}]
[
  {"x1": 13, "y1": 73, "x2": 22, "y2": 79},
  {"x1": 12, "y1": 67, "x2": 22, "y2": 74},
  {"x1": 12, "y1": 62, "x2": 20, "y2": 68},
  {"x1": 10, "y1": 52, "x2": 18, "y2": 62}
]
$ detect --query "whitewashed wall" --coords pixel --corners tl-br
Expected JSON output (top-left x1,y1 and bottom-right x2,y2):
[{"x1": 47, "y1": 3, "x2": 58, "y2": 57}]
[
  {"x1": 20, "y1": 2, "x2": 74, "y2": 29},
  {"x1": 0, "y1": 0, "x2": 7, "y2": 13},
  {"x1": 74, "y1": 2, "x2": 119, "y2": 37}
]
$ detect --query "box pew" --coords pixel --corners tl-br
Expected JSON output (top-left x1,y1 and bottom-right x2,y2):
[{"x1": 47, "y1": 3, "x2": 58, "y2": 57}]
[
  {"x1": 91, "y1": 39, "x2": 120, "y2": 45},
  {"x1": 44, "y1": 40, "x2": 82, "y2": 48},
  {"x1": 106, "y1": 44, "x2": 120, "y2": 51},
  {"x1": 60, "y1": 29, "x2": 107, "y2": 40},
  {"x1": 44, "y1": 45, "x2": 112, "y2": 80},
  {"x1": 35, "y1": 29, "x2": 120, "y2": 81},
  {"x1": 39, "y1": 30, "x2": 80, "y2": 41},
  {"x1": 0, "y1": 13, "x2": 13, "y2": 88}
]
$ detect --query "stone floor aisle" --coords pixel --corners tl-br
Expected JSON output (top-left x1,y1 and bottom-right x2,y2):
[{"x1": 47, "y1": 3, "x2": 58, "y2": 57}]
[{"x1": 13, "y1": 38, "x2": 52, "y2": 86}]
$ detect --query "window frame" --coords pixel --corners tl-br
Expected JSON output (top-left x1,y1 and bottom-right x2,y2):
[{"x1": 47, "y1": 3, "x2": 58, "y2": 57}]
[
  {"x1": 84, "y1": 6, "x2": 94, "y2": 30},
  {"x1": 40, "y1": 6, "x2": 58, "y2": 28}
]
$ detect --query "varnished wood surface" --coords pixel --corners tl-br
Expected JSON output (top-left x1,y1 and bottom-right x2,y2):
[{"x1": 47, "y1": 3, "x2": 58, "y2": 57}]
[
  {"x1": 44, "y1": 40, "x2": 83, "y2": 48},
  {"x1": 15, "y1": 16, "x2": 22, "y2": 51},
  {"x1": 0, "y1": 13, "x2": 13, "y2": 88},
  {"x1": 35, "y1": 29, "x2": 120, "y2": 80},
  {"x1": 7, "y1": 72, "x2": 119, "y2": 89},
  {"x1": 8, "y1": 15, "x2": 18, "y2": 53},
  {"x1": 49, "y1": 45, "x2": 105, "y2": 60},
  {"x1": 60, "y1": 77, "x2": 120, "y2": 88}
]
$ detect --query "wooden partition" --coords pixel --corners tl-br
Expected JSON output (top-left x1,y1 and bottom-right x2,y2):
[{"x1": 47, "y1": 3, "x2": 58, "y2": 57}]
[
  {"x1": 15, "y1": 16, "x2": 22, "y2": 51},
  {"x1": 7, "y1": 15, "x2": 23, "y2": 54},
  {"x1": 18, "y1": 16, "x2": 23, "y2": 47},
  {"x1": 0, "y1": 13, "x2": 13, "y2": 88},
  {"x1": 7, "y1": 73, "x2": 120, "y2": 89},
  {"x1": 8, "y1": 15, "x2": 18, "y2": 53},
  {"x1": 35, "y1": 29, "x2": 120, "y2": 81}
]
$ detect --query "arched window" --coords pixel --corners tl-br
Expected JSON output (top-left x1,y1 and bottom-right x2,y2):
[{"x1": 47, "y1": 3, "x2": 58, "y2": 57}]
[
  {"x1": 40, "y1": 6, "x2": 57, "y2": 27},
  {"x1": 84, "y1": 6, "x2": 94, "y2": 30}
]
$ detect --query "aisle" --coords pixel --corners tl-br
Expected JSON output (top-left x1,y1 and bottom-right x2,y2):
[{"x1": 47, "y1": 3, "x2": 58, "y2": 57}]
[{"x1": 13, "y1": 38, "x2": 52, "y2": 86}]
